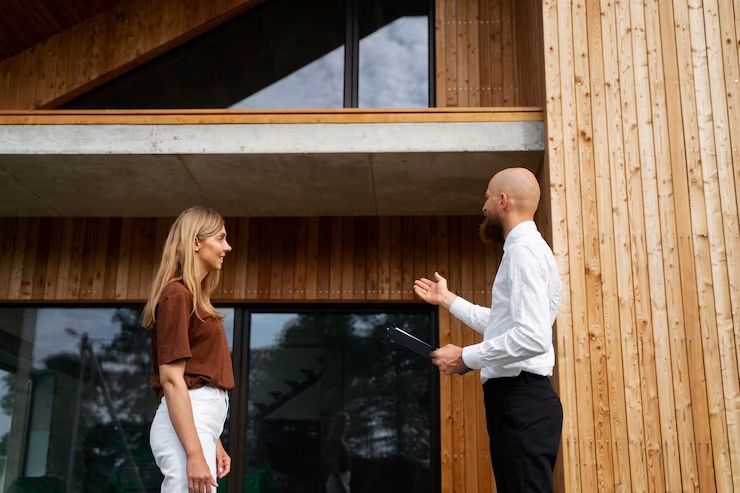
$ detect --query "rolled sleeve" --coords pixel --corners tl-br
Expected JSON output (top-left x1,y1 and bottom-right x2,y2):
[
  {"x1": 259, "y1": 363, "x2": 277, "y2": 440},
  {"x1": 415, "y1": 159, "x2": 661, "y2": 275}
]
[{"x1": 155, "y1": 292, "x2": 193, "y2": 365}]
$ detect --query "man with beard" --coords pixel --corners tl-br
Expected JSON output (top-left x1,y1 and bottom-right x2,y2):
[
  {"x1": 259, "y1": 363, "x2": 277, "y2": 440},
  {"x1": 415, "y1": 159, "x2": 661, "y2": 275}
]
[{"x1": 413, "y1": 167, "x2": 563, "y2": 493}]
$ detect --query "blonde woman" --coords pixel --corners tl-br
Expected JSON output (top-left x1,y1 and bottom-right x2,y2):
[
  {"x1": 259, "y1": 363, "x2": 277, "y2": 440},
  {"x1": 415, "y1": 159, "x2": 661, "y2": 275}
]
[{"x1": 143, "y1": 206, "x2": 234, "y2": 493}]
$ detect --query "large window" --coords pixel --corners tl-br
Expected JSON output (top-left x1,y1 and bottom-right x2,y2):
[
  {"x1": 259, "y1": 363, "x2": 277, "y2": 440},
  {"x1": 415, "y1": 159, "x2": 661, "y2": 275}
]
[
  {"x1": 0, "y1": 305, "x2": 439, "y2": 493},
  {"x1": 0, "y1": 307, "x2": 234, "y2": 493},
  {"x1": 241, "y1": 309, "x2": 437, "y2": 492},
  {"x1": 61, "y1": 0, "x2": 432, "y2": 110}
]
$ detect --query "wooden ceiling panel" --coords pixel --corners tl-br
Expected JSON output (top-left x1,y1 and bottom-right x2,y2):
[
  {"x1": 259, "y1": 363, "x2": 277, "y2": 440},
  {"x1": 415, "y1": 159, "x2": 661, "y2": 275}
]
[{"x1": 0, "y1": 0, "x2": 123, "y2": 61}]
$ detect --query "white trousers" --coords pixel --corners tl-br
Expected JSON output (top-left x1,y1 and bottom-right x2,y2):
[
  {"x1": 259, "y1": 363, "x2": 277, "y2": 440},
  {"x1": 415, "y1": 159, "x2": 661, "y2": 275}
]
[{"x1": 149, "y1": 386, "x2": 229, "y2": 492}]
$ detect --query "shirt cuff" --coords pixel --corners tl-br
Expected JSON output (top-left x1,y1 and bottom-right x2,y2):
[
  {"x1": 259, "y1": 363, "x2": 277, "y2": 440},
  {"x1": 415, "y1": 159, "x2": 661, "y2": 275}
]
[
  {"x1": 462, "y1": 343, "x2": 485, "y2": 370},
  {"x1": 449, "y1": 296, "x2": 473, "y2": 318}
]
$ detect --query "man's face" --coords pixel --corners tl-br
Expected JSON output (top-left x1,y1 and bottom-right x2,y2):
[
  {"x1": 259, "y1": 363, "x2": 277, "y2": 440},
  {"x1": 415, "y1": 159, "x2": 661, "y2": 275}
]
[
  {"x1": 480, "y1": 181, "x2": 505, "y2": 244},
  {"x1": 480, "y1": 208, "x2": 504, "y2": 245}
]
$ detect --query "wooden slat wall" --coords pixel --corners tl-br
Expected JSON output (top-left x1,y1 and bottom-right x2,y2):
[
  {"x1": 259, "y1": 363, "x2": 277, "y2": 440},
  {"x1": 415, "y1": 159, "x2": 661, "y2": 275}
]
[
  {"x1": 544, "y1": 0, "x2": 740, "y2": 491},
  {"x1": 0, "y1": 215, "x2": 517, "y2": 491},
  {"x1": 435, "y1": 0, "x2": 545, "y2": 107},
  {"x1": 0, "y1": 0, "x2": 262, "y2": 110},
  {"x1": 0, "y1": 0, "x2": 121, "y2": 61}
]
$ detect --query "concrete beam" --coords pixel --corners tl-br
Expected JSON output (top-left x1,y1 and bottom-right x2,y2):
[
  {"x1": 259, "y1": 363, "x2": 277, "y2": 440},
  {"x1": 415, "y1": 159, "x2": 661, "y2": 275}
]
[
  {"x1": 0, "y1": 121, "x2": 544, "y2": 216},
  {"x1": 0, "y1": 121, "x2": 544, "y2": 155}
]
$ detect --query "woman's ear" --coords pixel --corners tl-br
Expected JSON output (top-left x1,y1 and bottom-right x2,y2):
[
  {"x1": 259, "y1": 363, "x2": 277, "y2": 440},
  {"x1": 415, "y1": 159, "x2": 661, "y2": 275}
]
[{"x1": 194, "y1": 237, "x2": 200, "y2": 252}]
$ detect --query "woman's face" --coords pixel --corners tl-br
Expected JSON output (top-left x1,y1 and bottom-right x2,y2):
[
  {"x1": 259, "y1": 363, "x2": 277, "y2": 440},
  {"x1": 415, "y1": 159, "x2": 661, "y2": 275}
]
[{"x1": 195, "y1": 225, "x2": 232, "y2": 274}]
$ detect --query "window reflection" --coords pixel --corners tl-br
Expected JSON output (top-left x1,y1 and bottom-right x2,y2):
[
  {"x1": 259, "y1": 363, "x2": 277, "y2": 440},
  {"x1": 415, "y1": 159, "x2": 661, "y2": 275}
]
[
  {"x1": 0, "y1": 307, "x2": 234, "y2": 493},
  {"x1": 62, "y1": 0, "x2": 346, "y2": 110},
  {"x1": 0, "y1": 369, "x2": 13, "y2": 487},
  {"x1": 359, "y1": 0, "x2": 429, "y2": 108},
  {"x1": 246, "y1": 311, "x2": 435, "y2": 492},
  {"x1": 61, "y1": 0, "x2": 432, "y2": 110},
  {"x1": 0, "y1": 306, "x2": 435, "y2": 493},
  {"x1": 231, "y1": 46, "x2": 345, "y2": 109}
]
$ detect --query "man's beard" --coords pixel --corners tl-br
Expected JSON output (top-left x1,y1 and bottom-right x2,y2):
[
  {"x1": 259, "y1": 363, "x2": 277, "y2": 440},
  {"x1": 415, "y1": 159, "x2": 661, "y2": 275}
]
[{"x1": 479, "y1": 214, "x2": 504, "y2": 245}]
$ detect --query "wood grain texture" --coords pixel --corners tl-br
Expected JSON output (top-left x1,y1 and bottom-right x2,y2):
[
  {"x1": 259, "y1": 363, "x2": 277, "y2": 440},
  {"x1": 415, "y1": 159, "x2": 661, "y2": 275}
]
[
  {"x1": 436, "y1": 0, "x2": 545, "y2": 107},
  {"x1": 544, "y1": 0, "x2": 740, "y2": 490},
  {"x1": 0, "y1": 107, "x2": 545, "y2": 124},
  {"x1": 0, "y1": 0, "x2": 265, "y2": 109},
  {"x1": 0, "y1": 0, "x2": 121, "y2": 61}
]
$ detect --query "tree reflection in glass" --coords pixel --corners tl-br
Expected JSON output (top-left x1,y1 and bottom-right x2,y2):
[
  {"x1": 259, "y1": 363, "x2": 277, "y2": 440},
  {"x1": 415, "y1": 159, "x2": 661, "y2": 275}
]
[
  {"x1": 245, "y1": 311, "x2": 434, "y2": 493},
  {"x1": 1, "y1": 307, "x2": 234, "y2": 493}
]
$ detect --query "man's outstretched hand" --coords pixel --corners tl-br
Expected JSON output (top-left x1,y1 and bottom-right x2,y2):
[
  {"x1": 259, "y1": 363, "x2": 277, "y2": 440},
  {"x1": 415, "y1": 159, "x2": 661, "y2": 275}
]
[
  {"x1": 413, "y1": 272, "x2": 458, "y2": 309},
  {"x1": 415, "y1": 272, "x2": 468, "y2": 375}
]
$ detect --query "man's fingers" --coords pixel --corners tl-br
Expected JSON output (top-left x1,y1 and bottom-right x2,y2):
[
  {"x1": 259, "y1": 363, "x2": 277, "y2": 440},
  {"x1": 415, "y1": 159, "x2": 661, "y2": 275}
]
[
  {"x1": 415, "y1": 278, "x2": 434, "y2": 288},
  {"x1": 413, "y1": 282, "x2": 429, "y2": 292}
]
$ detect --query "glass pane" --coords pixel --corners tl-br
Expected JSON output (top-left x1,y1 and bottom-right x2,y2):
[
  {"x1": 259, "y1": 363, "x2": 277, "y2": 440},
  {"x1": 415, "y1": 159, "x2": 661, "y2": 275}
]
[
  {"x1": 231, "y1": 46, "x2": 345, "y2": 110},
  {"x1": 0, "y1": 307, "x2": 234, "y2": 493},
  {"x1": 245, "y1": 311, "x2": 436, "y2": 492},
  {"x1": 62, "y1": 0, "x2": 346, "y2": 110},
  {"x1": 0, "y1": 369, "x2": 14, "y2": 487},
  {"x1": 359, "y1": 0, "x2": 430, "y2": 108}
]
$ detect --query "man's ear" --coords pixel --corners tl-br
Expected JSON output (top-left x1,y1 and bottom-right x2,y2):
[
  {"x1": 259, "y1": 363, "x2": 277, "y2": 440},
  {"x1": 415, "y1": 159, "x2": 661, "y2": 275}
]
[{"x1": 500, "y1": 192, "x2": 509, "y2": 209}]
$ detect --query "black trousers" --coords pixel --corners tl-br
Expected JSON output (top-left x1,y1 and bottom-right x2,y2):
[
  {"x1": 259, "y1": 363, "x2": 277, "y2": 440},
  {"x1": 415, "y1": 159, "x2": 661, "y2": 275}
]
[{"x1": 483, "y1": 371, "x2": 563, "y2": 493}]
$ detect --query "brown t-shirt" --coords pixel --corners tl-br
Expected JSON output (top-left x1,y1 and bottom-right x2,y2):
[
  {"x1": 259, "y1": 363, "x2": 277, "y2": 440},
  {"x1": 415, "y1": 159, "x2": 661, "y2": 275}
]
[{"x1": 149, "y1": 281, "x2": 234, "y2": 399}]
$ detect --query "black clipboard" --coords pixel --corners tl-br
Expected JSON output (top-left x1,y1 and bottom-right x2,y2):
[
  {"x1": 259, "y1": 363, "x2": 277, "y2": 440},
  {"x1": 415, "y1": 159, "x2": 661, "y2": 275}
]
[{"x1": 386, "y1": 327, "x2": 472, "y2": 375}]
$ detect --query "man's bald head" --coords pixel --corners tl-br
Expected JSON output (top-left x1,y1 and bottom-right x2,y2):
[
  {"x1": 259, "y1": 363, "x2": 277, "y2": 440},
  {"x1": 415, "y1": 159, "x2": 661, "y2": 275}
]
[
  {"x1": 488, "y1": 167, "x2": 541, "y2": 216},
  {"x1": 479, "y1": 167, "x2": 541, "y2": 244}
]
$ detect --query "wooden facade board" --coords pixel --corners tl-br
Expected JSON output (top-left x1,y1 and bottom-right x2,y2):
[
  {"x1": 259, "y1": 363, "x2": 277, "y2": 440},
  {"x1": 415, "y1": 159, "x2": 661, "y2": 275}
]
[
  {"x1": 543, "y1": 0, "x2": 740, "y2": 490},
  {"x1": 435, "y1": 0, "x2": 544, "y2": 107}
]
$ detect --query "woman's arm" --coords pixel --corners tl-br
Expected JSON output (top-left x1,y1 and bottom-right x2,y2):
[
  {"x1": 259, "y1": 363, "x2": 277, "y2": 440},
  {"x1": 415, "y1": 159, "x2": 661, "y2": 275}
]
[
  {"x1": 160, "y1": 360, "x2": 218, "y2": 493},
  {"x1": 216, "y1": 439, "x2": 231, "y2": 478}
]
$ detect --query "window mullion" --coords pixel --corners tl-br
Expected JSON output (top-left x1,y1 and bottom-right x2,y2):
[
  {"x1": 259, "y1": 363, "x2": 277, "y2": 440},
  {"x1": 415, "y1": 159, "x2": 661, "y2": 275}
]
[{"x1": 343, "y1": 0, "x2": 360, "y2": 107}]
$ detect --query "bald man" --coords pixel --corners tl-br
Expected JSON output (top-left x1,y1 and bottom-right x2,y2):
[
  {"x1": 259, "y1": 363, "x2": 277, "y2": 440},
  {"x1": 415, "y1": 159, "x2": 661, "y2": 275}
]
[{"x1": 414, "y1": 168, "x2": 563, "y2": 493}]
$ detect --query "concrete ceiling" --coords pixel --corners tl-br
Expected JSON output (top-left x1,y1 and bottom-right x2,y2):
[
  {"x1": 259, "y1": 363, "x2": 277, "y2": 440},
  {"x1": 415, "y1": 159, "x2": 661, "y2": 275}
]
[{"x1": 0, "y1": 151, "x2": 543, "y2": 217}]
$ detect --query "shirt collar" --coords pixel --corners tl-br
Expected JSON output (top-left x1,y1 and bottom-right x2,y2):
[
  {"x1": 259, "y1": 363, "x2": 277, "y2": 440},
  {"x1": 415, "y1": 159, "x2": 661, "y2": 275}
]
[{"x1": 503, "y1": 220, "x2": 537, "y2": 252}]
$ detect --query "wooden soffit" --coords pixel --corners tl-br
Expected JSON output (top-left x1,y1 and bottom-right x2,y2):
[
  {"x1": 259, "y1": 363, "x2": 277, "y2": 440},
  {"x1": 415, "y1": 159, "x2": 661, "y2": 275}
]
[
  {"x1": 0, "y1": 0, "x2": 122, "y2": 61},
  {"x1": 0, "y1": 0, "x2": 263, "y2": 110}
]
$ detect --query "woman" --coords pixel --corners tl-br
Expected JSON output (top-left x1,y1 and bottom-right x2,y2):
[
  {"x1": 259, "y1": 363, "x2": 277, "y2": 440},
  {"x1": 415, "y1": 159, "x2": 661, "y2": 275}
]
[
  {"x1": 143, "y1": 206, "x2": 234, "y2": 493},
  {"x1": 324, "y1": 412, "x2": 351, "y2": 493}
]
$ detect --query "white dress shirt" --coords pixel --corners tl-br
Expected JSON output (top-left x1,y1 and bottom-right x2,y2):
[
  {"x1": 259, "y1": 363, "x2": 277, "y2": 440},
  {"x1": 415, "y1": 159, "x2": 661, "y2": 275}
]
[{"x1": 451, "y1": 220, "x2": 562, "y2": 382}]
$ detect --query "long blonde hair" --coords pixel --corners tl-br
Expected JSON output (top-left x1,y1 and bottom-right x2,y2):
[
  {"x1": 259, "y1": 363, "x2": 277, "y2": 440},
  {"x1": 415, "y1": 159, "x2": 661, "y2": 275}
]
[{"x1": 142, "y1": 206, "x2": 226, "y2": 328}]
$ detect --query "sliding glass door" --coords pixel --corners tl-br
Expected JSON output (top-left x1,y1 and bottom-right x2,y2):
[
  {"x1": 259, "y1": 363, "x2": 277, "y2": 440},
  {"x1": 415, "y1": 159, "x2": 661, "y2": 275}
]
[{"x1": 238, "y1": 308, "x2": 438, "y2": 493}]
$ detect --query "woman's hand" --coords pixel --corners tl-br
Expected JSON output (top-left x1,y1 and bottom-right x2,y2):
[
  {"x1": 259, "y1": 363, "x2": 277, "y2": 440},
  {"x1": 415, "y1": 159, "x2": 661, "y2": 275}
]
[
  {"x1": 187, "y1": 453, "x2": 218, "y2": 493},
  {"x1": 160, "y1": 361, "x2": 218, "y2": 492},
  {"x1": 216, "y1": 439, "x2": 231, "y2": 478}
]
